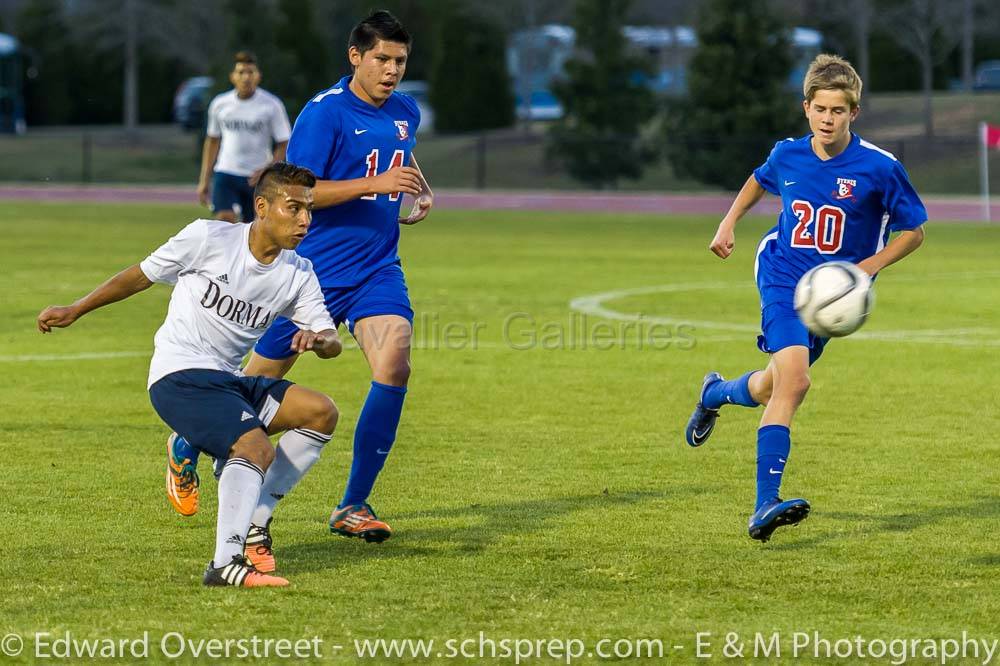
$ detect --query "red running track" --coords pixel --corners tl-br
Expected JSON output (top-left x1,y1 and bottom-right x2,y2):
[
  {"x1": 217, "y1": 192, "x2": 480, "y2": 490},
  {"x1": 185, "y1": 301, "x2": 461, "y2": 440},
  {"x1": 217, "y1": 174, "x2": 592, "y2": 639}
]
[{"x1": 1, "y1": 184, "x2": 996, "y2": 222}]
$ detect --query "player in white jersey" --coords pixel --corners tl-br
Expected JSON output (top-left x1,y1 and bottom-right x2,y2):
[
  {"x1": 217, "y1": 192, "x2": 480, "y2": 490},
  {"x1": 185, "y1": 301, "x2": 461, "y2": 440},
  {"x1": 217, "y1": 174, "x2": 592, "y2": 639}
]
[
  {"x1": 197, "y1": 51, "x2": 292, "y2": 223},
  {"x1": 37, "y1": 163, "x2": 341, "y2": 587}
]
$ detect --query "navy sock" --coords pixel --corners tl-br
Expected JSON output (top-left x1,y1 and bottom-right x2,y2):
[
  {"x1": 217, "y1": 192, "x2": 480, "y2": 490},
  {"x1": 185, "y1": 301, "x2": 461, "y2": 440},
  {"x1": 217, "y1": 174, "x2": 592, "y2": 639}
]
[
  {"x1": 340, "y1": 381, "x2": 407, "y2": 508},
  {"x1": 755, "y1": 425, "x2": 791, "y2": 511},
  {"x1": 703, "y1": 371, "x2": 760, "y2": 410}
]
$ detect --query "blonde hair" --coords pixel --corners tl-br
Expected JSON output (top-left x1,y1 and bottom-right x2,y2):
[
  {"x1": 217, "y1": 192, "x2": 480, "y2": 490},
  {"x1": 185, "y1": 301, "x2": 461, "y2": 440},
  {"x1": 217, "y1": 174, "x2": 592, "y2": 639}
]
[{"x1": 803, "y1": 54, "x2": 862, "y2": 109}]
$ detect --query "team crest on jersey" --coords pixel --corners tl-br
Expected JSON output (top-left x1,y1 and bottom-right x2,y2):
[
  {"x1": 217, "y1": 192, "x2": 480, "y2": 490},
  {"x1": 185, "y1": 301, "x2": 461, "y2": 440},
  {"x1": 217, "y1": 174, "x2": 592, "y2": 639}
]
[
  {"x1": 834, "y1": 177, "x2": 857, "y2": 201},
  {"x1": 394, "y1": 120, "x2": 409, "y2": 140}
]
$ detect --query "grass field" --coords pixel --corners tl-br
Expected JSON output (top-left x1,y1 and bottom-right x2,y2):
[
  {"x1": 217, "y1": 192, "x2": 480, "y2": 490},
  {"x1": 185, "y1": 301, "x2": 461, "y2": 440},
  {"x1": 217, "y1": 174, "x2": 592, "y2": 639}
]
[{"x1": 2, "y1": 202, "x2": 1000, "y2": 663}]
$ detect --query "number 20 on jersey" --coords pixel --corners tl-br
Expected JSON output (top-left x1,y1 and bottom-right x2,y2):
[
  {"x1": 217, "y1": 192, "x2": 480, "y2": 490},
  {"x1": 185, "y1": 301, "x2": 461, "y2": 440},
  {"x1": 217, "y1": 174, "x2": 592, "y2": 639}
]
[{"x1": 790, "y1": 199, "x2": 846, "y2": 254}]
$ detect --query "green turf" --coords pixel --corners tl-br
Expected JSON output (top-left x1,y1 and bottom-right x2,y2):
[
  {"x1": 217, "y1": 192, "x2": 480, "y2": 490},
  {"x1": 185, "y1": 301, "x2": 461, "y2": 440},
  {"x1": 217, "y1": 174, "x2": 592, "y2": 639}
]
[{"x1": 2, "y1": 202, "x2": 999, "y2": 663}]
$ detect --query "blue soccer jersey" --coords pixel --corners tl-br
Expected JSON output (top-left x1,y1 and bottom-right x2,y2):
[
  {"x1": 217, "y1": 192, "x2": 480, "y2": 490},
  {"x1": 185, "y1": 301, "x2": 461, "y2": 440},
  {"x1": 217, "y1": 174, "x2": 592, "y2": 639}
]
[
  {"x1": 752, "y1": 133, "x2": 927, "y2": 296},
  {"x1": 286, "y1": 76, "x2": 420, "y2": 288}
]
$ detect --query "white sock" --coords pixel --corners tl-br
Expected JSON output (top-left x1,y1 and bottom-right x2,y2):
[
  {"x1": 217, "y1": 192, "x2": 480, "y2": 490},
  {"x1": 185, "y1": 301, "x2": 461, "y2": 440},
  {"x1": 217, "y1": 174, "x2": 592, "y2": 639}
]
[
  {"x1": 251, "y1": 428, "x2": 331, "y2": 526},
  {"x1": 213, "y1": 458, "x2": 265, "y2": 566}
]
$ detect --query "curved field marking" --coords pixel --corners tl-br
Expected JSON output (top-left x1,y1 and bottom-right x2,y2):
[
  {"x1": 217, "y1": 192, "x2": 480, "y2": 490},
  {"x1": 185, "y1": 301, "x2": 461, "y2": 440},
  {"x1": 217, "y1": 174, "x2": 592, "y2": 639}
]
[
  {"x1": 569, "y1": 279, "x2": 1000, "y2": 347},
  {"x1": 570, "y1": 282, "x2": 761, "y2": 333}
]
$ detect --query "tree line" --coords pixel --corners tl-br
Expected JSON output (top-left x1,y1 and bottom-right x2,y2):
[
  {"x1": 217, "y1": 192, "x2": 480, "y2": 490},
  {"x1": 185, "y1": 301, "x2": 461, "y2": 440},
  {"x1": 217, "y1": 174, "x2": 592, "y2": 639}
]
[{"x1": 5, "y1": 0, "x2": 1000, "y2": 190}]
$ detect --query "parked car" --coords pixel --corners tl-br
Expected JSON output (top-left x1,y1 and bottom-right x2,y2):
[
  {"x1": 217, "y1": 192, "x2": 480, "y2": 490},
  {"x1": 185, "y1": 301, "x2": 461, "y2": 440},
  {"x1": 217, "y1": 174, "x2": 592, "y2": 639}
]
[
  {"x1": 395, "y1": 80, "x2": 433, "y2": 133},
  {"x1": 173, "y1": 76, "x2": 214, "y2": 130},
  {"x1": 973, "y1": 61, "x2": 1000, "y2": 91},
  {"x1": 0, "y1": 32, "x2": 25, "y2": 134}
]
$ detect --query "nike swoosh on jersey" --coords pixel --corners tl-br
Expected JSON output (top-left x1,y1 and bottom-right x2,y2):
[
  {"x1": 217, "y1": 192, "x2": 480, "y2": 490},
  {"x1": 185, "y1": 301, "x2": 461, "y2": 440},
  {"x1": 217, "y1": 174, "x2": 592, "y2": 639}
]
[{"x1": 354, "y1": 129, "x2": 368, "y2": 135}]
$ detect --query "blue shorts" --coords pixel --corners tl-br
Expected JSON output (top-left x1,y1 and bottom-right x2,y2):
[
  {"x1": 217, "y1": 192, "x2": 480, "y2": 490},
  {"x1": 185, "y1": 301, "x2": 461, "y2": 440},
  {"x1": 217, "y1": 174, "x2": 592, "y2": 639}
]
[
  {"x1": 212, "y1": 171, "x2": 254, "y2": 222},
  {"x1": 254, "y1": 262, "x2": 413, "y2": 360},
  {"x1": 756, "y1": 286, "x2": 829, "y2": 366},
  {"x1": 148, "y1": 369, "x2": 293, "y2": 459}
]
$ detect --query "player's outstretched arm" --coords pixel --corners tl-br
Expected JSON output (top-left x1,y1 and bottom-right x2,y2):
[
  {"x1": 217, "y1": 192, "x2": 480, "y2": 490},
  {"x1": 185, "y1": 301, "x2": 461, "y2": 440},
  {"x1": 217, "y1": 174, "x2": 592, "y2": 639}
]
[
  {"x1": 37, "y1": 265, "x2": 154, "y2": 333},
  {"x1": 856, "y1": 226, "x2": 925, "y2": 276},
  {"x1": 289, "y1": 328, "x2": 343, "y2": 359},
  {"x1": 399, "y1": 154, "x2": 434, "y2": 225},
  {"x1": 310, "y1": 167, "x2": 423, "y2": 209},
  {"x1": 273, "y1": 141, "x2": 288, "y2": 164},
  {"x1": 710, "y1": 175, "x2": 767, "y2": 259},
  {"x1": 197, "y1": 137, "x2": 221, "y2": 207}
]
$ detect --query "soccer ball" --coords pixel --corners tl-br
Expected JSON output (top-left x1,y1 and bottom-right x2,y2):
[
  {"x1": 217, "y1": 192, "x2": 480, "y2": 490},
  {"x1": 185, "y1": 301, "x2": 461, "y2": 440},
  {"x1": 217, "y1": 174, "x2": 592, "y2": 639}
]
[{"x1": 794, "y1": 261, "x2": 874, "y2": 338}]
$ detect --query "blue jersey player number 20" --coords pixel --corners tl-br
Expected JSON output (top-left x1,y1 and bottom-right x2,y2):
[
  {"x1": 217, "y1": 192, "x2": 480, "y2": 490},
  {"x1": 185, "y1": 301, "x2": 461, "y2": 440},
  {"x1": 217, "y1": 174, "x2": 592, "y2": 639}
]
[{"x1": 684, "y1": 54, "x2": 927, "y2": 543}]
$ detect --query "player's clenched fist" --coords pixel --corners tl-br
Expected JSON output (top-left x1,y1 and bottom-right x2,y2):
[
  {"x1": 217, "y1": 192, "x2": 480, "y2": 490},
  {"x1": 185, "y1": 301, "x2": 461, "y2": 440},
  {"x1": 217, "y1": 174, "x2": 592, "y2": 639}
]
[
  {"x1": 370, "y1": 166, "x2": 422, "y2": 196},
  {"x1": 709, "y1": 225, "x2": 735, "y2": 259},
  {"x1": 290, "y1": 328, "x2": 343, "y2": 358},
  {"x1": 399, "y1": 194, "x2": 433, "y2": 225},
  {"x1": 37, "y1": 305, "x2": 80, "y2": 332}
]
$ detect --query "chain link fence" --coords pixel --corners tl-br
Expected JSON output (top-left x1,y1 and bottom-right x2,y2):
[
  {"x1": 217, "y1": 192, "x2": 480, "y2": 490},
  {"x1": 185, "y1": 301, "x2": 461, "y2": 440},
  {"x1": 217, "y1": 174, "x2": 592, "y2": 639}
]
[{"x1": 1, "y1": 124, "x2": 998, "y2": 195}]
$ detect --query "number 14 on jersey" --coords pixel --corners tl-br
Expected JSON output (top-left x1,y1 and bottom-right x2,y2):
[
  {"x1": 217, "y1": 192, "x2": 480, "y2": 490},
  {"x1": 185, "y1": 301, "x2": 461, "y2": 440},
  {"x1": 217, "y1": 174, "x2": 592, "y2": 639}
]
[{"x1": 361, "y1": 149, "x2": 406, "y2": 202}]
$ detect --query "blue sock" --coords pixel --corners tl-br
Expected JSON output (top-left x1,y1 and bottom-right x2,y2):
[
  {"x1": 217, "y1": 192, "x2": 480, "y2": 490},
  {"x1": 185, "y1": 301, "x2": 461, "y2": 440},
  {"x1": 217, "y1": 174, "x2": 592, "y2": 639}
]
[
  {"x1": 703, "y1": 371, "x2": 760, "y2": 409},
  {"x1": 755, "y1": 425, "x2": 791, "y2": 511},
  {"x1": 172, "y1": 434, "x2": 200, "y2": 465},
  {"x1": 340, "y1": 381, "x2": 407, "y2": 508}
]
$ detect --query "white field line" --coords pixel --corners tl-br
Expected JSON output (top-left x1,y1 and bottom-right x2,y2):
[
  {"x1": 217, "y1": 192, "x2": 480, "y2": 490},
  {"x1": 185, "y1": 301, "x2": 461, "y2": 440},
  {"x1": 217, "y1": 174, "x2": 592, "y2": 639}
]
[
  {"x1": 0, "y1": 351, "x2": 151, "y2": 362},
  {"x1": 0, "y1": 341, "x2": 514, "y2": 363}
]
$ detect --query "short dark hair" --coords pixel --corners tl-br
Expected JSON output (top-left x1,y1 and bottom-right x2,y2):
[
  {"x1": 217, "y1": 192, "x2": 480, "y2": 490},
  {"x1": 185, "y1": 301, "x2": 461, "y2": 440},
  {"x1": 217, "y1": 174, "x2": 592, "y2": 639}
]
[
  {"x1": 233, "y1": 50, "x2": 257, "y2": 67},
  {"x1": 253, "y1": 162, "x2": 316, "y2": 202},
  {"x1": 348, "y1": 10, "x2": 412, "y2": 56}
]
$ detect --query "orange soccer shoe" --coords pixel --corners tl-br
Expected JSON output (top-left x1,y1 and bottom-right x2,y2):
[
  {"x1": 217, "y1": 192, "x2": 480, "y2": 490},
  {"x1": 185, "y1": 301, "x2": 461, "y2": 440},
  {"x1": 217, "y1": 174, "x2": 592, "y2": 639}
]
[
  {"x1": 165, "y1": 433, "x2": 199, "y2": 516},
  {"x1": 244, "y1": 520, "x2": 276, "y2": 573},
  {"x1": 203, "y1": 555, "x2": 289, "y2": 588},
  {"x1": 329, "y1": 503, "x2": 392, "y2": 543}
]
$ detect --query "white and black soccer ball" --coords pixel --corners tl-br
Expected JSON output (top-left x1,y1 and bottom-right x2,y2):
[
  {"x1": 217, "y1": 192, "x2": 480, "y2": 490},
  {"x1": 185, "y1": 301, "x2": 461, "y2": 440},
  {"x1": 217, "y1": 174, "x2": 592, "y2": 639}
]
[{"x1": 794, "y1": 261, "x2": 874, "y2": 338}]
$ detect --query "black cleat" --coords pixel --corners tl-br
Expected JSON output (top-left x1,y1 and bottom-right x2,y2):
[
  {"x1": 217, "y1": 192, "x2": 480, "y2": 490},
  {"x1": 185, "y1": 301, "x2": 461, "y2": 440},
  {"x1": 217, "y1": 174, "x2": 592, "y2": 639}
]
[
  {"x1": 748, "y1": 498, "x2": 811, "y2": 542},
  {"x1": 685, "y1": 372, "x2": 723, "y2": 447}
]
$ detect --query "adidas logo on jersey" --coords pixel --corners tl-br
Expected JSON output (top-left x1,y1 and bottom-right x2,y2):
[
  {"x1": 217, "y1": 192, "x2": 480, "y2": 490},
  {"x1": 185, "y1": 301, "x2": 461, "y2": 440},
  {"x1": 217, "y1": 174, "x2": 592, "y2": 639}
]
[
  {"x1": 241, "y1": 411, "x2": 253, "y2": 422},
  {"x1": 216, "y1": 274, "x2": 229, "y2": 284}
]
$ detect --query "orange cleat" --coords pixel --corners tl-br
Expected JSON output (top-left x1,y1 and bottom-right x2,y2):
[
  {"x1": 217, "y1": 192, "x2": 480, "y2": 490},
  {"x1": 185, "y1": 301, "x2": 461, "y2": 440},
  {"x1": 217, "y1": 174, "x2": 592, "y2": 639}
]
[
  {"x1": 165, "y1": 433, "x2": 199, "y2": 516},
  {"x1": 244, "y1": 520, "x2": 276, "y2": 573},
  {"x1": 203, "y1": 555, "x2": 288, "y2": 587},
  {"x1": 329, "y1": 503, "x2": 392, "y2": 543}
]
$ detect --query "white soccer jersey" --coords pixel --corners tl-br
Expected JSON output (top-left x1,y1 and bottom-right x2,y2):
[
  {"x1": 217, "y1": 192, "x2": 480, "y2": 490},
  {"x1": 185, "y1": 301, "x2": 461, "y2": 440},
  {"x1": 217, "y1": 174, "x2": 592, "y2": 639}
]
[
  {"x1": 206, "y1": 89, "x2": 291, "y2": 177},
  {"x1": 139, "y1": 219, "x2": 335, "y2": 388}
]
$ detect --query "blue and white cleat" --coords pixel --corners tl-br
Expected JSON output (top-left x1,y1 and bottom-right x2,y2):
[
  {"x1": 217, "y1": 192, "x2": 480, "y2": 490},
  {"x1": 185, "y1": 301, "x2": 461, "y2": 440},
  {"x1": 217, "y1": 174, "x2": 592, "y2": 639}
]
[
  {"x1": 684, "y1": 372, "x2": 724, "y2": 447},
  {"x1": 748, "y1": 497, "x2": 811, "y2": 542}
]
